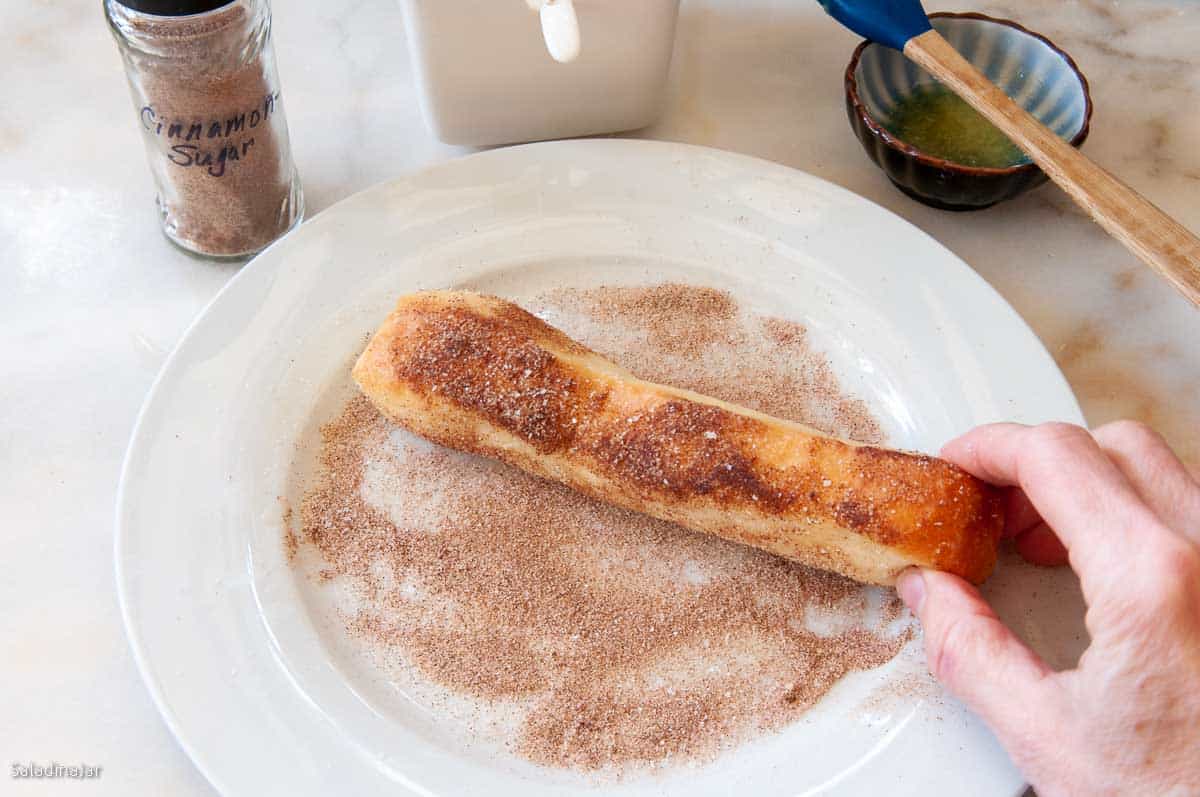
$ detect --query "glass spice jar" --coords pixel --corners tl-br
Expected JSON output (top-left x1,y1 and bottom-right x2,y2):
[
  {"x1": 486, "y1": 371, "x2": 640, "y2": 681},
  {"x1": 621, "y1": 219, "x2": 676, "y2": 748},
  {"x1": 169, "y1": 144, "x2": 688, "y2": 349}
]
[{"x1": 105, "y1": 0, "x2": 303, "y2": 258}]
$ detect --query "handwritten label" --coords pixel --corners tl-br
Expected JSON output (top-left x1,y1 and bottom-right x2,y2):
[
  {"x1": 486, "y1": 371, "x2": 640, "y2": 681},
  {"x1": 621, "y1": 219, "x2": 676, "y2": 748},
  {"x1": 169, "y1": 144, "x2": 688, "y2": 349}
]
[{"x1": 140, "y1": 93, "x2": 279, "y2": 178}]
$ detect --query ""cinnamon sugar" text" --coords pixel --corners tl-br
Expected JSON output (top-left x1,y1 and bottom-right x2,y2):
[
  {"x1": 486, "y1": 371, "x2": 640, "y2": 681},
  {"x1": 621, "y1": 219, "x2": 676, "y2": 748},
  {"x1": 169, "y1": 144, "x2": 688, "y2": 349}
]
[{"x1": 139, "y1": 92, "x2": 279, "y2": 177}]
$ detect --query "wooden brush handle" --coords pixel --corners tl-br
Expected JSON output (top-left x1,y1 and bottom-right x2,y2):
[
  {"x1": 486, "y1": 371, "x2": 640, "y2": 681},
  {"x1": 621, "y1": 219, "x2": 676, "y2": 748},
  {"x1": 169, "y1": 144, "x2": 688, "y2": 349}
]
[{"x1": 904, "y1": 29, "x2": 1200, "y2": 308}]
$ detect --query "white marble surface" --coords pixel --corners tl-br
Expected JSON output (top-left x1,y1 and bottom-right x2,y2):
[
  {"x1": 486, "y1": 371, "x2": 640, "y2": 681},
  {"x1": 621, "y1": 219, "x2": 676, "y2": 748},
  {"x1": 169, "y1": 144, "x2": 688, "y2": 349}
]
[{"x1": 1, "y1": 1, "x2": 1196, "y2": 794}]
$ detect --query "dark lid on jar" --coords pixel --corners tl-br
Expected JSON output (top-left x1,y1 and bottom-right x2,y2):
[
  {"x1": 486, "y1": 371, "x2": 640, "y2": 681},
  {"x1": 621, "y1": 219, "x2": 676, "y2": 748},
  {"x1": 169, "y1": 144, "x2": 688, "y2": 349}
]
[{"x1": 114, "y1": 0, "x2": 235, "y2": 15}]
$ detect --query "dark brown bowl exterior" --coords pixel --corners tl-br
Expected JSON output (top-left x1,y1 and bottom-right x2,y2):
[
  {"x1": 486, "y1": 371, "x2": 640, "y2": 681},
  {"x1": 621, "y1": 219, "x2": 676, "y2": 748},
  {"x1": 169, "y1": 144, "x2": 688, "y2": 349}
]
[{"x1": 844, "y1": 13, "x2": 1093, "y2": 211}]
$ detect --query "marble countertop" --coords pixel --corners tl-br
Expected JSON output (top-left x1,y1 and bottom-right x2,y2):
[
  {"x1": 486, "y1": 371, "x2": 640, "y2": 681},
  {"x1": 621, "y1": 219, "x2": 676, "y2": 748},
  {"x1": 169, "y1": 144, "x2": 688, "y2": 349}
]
[{"x1": 2, "y1": 0, "x2": 1196, "y2": 794}]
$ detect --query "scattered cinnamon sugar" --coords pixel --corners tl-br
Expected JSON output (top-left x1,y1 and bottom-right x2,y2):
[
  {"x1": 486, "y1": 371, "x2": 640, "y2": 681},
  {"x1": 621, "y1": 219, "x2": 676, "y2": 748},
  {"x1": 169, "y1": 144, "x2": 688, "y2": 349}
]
[
  {"x1": 293, "y1": 283, "x2": 910, "y2": 772},
  {"x1": 539, "y1": 284, "x2": 882, "y2": 443},
  {"x1": 560, "y1": 284, "x2": 739, "y2": 354},
  {"x1": 857, "y1": 667, "x2": 941, "y2": 719},
  {"x1": 280, "y1": 499, "x2": 297, "y2": 562}
]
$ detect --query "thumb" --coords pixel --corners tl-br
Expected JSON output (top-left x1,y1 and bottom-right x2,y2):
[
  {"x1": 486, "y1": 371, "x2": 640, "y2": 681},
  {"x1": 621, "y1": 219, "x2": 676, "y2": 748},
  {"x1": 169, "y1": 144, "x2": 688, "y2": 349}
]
[{"x1": 897, "y1": 568, "x2": 1063, "y2": 750}]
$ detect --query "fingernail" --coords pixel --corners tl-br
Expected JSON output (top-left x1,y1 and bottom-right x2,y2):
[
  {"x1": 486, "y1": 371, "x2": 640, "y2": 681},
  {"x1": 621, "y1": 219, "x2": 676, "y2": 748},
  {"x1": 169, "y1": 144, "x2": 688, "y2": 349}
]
[{"x1": 896, "y1": 568, "x2": 926, "y2": 613}]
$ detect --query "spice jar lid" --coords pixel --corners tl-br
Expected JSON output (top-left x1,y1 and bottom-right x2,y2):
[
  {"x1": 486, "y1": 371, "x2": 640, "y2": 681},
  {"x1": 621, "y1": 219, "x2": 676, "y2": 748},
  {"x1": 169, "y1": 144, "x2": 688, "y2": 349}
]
[{"x1": 114, "y1": 0, "x2": 235, "y2": 15}]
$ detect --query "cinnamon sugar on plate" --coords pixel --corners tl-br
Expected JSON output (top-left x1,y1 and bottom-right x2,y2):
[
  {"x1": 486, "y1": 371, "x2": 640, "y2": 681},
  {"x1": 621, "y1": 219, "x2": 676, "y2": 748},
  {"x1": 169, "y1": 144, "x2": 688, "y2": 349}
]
[{"x1": 292, "y1": 283, "x2": 911, "y2": 772}]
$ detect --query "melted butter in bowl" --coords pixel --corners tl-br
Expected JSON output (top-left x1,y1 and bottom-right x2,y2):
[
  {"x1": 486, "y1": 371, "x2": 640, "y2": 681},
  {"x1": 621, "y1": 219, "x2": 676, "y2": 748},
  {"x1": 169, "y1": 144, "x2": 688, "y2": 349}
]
[
  {"x1": 845, "y1": 12, "x2": 1092, "y2": 210},
  {"x1": 883, "y1": 85, "x2": 1030, "y2": 170}
]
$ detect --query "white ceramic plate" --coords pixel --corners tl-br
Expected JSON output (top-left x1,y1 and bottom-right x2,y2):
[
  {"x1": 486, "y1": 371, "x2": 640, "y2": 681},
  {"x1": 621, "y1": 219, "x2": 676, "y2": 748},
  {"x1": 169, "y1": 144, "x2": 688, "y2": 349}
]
[{"x1": 117, "y1": 140, "x2": 1086, "y2": 796}]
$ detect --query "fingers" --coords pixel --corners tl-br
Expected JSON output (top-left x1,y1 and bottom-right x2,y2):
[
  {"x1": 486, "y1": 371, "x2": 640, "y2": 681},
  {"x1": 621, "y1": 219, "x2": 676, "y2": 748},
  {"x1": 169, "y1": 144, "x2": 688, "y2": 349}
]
[
  {"x1": 1014, "y1": 522, "x2": 1070, "y2": 567},
  {"x1": 999, "y1": 487, "x2": 1069, "y2": 567},
  {"x1": 897, "y1": 568, "x2": 1063, "y2": 754},
  {"x1": 1093, "y1": 421, "x2": 1200, "y2": 545},
  {"x1": 942, "y1": 423, "x2": 1170, "y2": 585},
  {"x1": 1000, "y1": 486, "x2": 1042, "y2": 539}
]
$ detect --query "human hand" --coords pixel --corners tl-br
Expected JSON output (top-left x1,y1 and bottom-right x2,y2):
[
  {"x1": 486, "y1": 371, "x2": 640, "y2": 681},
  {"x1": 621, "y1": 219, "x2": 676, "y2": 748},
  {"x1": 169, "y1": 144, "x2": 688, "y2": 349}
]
[{"x1": 896, "y1": 421, "x2": 1200, "y2": 796}]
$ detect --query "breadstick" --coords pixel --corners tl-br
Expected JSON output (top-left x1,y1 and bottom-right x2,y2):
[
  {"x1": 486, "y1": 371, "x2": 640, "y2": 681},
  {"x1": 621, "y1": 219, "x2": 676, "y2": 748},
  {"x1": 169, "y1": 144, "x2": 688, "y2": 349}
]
[{"x1": 352, "y1": 291, "x2": 1002, "y2": 585}]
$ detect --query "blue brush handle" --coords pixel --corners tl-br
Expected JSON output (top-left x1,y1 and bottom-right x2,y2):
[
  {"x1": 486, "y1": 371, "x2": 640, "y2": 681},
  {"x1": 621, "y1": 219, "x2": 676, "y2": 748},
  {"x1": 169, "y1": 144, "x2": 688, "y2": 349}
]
[{"x1": 817, "y1": 0, "x2": 932, "y2": 50}]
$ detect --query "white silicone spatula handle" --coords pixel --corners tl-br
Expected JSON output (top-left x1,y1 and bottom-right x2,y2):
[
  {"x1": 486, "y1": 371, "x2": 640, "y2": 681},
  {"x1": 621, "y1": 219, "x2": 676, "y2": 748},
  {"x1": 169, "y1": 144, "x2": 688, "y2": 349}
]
[{"x1": 538, "y1": 0, "x2": 580, "y2": 63}]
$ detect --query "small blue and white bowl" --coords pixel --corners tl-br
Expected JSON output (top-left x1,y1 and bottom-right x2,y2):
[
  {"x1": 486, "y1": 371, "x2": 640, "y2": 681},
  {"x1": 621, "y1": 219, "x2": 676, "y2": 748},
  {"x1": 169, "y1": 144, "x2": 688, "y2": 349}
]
[{"x1": 845, "y1": 12, "x2": 1093, "y2": 210}]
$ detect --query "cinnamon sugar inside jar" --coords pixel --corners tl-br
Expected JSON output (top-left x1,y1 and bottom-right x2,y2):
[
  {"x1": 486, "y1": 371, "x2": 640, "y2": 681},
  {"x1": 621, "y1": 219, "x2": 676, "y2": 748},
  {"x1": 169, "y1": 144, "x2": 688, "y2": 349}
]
[{"x1": 105, "y1": 0, "x2": 303, "y2": 258}]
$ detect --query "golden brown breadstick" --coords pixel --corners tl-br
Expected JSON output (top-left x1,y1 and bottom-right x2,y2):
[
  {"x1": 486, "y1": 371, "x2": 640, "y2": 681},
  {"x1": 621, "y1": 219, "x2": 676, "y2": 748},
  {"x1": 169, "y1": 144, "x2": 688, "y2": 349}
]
[{"x1": 352, "y1": 291, "x2": 1002, "y2": 585}]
